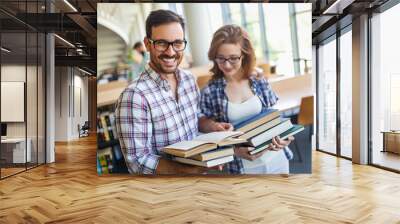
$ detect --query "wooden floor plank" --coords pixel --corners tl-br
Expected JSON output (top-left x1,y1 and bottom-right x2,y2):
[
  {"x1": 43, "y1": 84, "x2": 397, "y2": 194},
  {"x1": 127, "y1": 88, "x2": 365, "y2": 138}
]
[{"x1": 0, "y1": 135, "x2": 399, "y2": 223}]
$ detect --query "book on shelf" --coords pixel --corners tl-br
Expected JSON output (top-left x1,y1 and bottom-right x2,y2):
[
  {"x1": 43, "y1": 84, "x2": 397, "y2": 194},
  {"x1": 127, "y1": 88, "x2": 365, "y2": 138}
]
[
  {"x1": 173, "y1": 155, "x2": 234, "y2": 167},
  {"x1": 233, "y1": 109, "x2": 280, "y2": 133},
  {"x1": 97, "y1": 112, "x2": 118, "y2": 143},
  {"x1": 97, "y1": 117, "x2": 105, "y2": 142},
  {"x1": 100, "y1": 116, "x2": 110, "y2": 141},
  {"x1": 97, "y1": 147, "x2": 114, "y2": 174},
  {"x1": 248, "y1": 124, "x2": 305, "y2": 155},
  {"x1": 162, "y1": 131, "x2": 246, "y2": 158},
  {"x1": 190, "y1": 146, "x2": 234, "y2": 161},
  {"x1": 108, "y1": 113, "x2": 118, "y2": 140}
]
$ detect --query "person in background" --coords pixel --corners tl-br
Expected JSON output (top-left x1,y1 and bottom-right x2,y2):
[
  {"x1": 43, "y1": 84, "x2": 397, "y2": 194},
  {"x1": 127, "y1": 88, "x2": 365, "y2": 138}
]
[
  {"x1": 133, "y1": 41, "x2": 147, "y2": 58},
  {"x1": 199, "y1": 24, "x2": 294, "y2": 174},
  {"x1": 127, "y1": 41, "x2": 149, "y2": 82},
  {"x1": 115, "y1": 10, "x2": 230, "y2": 175}
]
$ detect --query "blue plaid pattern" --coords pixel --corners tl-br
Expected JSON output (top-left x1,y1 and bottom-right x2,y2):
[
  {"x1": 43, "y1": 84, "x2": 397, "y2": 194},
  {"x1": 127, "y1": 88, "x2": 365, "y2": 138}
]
[
  {"x1": 115, "y1": 65, "x2": 200, "y2": 174},
  {"x1": 200, "y1": 76, "x2": 293, "y2": 174}
]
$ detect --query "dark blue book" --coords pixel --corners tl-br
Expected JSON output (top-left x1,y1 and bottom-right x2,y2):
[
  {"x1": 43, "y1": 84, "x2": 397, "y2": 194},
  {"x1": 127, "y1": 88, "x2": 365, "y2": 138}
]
[
  {"x1": 233, "y1": 109, "x2": 280, "y2": 133},
  {"x1": 249, "y1": 124, "x2": 305, "y2": 155}
]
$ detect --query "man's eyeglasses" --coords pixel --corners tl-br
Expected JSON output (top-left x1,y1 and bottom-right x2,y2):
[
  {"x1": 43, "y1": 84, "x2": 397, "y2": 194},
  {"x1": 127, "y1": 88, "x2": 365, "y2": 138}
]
[
  {"x1": 215, "y1": 55, "x2": 242, "y2": 65},
  {"x1": 148, "y1": 38, "x2": 187, "y2": 52}
]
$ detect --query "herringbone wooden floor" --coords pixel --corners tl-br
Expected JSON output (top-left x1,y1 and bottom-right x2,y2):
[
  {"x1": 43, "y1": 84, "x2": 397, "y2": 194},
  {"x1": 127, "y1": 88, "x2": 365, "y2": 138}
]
[{"x1": 1, "y1": 135, "x2": 400, "y2": 224}]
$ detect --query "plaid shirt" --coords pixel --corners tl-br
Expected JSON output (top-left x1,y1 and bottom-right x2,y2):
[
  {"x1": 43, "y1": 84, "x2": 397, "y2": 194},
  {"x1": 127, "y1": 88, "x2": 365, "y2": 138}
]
[
  {"x1": 199, "y1": 76, "x2": 293, "y2": 174},
  {"x1": 115, "y1": 65, "x2": 199, "y2": 174}
]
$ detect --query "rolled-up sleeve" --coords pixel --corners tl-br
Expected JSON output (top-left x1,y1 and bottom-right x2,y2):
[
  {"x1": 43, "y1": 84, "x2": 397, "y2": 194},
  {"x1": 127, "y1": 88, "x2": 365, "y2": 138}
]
[{"x1": 115, "y1": 88, "x2": 160, "y2": 174}]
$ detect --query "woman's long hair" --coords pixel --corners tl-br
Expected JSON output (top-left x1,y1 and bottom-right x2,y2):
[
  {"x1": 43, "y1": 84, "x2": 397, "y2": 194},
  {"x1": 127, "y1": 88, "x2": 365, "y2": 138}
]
[{"x1": 208, "y1": 24, "x2": 256, "y2": 80}]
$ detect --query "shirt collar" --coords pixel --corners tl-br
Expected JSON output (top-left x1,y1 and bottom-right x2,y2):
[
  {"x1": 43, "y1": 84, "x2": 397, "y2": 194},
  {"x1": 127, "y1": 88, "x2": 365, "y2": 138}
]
[{"x1": 145, "y1": 63, "x2": 182, "y2": 91}]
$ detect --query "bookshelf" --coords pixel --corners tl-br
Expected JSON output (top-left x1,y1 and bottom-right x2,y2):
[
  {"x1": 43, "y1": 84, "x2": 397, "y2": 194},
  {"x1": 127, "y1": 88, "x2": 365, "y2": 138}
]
[{"x1": 97, "y1": 97, "x2": 129, "y2": 174}]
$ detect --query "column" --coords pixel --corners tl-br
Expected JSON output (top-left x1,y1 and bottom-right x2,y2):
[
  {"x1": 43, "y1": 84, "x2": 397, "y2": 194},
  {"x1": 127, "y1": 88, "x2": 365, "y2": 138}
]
[
  {"x1": 352, "y1": 14, "x2": 369, "y2": 164},
  {"x1": 46, "y1": 32, "x2": 55, "y2": 163},
  {"x1": 183, "y1": 4, "x2": 213, "y2": 67}
]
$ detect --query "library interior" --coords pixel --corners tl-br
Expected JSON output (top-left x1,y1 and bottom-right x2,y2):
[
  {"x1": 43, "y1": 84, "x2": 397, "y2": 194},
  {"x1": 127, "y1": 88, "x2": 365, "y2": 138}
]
[{"x1": 0, "y1": 1, "x2": 399, "y2": 223}]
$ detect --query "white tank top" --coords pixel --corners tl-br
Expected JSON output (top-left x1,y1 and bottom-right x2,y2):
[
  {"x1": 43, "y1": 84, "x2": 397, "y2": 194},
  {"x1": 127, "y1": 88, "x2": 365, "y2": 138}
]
[
  {"x1": 227, "y1": 95, "x2": 262, "y2": 124},
  {"x1": 227, "y1": 94, "x2": 289, "y2": 174}
]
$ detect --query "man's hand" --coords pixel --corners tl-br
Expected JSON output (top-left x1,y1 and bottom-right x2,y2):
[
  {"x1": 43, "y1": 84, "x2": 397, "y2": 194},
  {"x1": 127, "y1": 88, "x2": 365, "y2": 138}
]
[
  {"x1": 269, "y1": 136, "x2": 294, "y2": 151},
  {"x1": 234, "y1": 146, "x2": 267, "y2": 161}
]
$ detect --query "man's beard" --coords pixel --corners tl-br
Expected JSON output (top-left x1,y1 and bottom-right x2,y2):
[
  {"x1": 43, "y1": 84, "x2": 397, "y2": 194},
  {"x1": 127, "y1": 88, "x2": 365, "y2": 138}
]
[{"x1": 152, "y1": 54, "x2": 181, "y2": 74}]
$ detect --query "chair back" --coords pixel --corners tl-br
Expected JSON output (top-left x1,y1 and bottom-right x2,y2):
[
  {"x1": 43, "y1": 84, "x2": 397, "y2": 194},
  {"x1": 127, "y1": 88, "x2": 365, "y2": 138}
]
[{"x1": 298, "y1": 95, "x2": 314, "y2": 126}]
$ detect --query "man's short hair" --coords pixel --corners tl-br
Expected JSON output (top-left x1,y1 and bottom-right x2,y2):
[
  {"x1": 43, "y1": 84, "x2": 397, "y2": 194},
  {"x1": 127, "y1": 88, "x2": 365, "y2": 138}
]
[
  {"x1": 133, "y1": 41, "x2": 143, "y2": 49},
  {"x1": 145, "y1": 9, "x2": 185, "y2": 38}
]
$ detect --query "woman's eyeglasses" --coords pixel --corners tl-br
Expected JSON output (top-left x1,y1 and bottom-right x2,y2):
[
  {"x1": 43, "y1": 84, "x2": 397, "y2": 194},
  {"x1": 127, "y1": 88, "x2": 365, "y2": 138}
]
[{"x1": 215, "y1": 55, "x2": 242, "y2": 65}]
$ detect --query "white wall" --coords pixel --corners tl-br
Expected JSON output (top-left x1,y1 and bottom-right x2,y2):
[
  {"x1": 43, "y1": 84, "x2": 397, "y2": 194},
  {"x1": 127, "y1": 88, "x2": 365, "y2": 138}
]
[
  {"x1": 1, "y1": 65, "x2": 34, "y2": 137},
  {"x1": 54, "y1": 67, "x2": 89, "y2": 141},
  {"x1": 55, "y1": 67, "x2": 68, "y2": 141},
  {"x1": 1, "y1": 64, "x2": 46, "y2": 164}
]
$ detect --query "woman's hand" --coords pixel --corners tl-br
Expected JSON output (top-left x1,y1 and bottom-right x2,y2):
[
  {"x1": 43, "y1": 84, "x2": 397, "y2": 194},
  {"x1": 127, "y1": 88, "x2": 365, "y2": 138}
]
[
  {"x1": 211, "y1": 121, "x2": 233, "y2": 132},
  {"x1": 198, "y1": 117, "x2": 233, "y2": 133},
  {"x1": 234, "y1": 146, "x2": 267, "y2": 161},
  {"x1": 269, "y1": 136, "x2": 294, "y2": 151}
]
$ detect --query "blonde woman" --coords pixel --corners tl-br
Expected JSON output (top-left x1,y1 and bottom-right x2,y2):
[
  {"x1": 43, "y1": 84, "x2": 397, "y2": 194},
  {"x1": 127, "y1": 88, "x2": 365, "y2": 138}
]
[{"x1": 199, "y1": 25, "x2": 294, "y2": 174}]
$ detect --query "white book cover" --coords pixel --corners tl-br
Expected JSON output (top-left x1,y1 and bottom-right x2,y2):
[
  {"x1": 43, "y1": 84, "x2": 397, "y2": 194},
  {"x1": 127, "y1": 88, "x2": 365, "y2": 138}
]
[
  {"x1": 194, "y1": 131, "x2": 242, "y2": 143},
  {"x1": 165, "y1": 140, "x2": 211, "y2": 151},
  {"x1": 164, "y1": 131, "x2": 243, "y2": 151}
]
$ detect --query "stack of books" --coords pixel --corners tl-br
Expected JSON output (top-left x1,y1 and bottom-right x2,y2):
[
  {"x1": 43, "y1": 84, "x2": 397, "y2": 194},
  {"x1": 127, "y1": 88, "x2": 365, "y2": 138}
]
[
  {"x1": 233, "y1": 109, "x2": 304, "y2": 155},
  {"x1": 162, "y1": 131, "x2": 246, "y2": 167}
]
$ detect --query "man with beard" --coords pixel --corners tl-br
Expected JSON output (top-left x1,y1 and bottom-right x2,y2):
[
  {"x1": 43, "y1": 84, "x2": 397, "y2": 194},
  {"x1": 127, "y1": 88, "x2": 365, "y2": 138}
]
[{"x1": 115, "y1": 10, "x2": 231, "y2": 174}]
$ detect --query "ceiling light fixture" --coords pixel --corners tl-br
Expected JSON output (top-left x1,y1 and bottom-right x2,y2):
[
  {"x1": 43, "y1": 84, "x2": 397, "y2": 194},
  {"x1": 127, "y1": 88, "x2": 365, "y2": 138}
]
[
  {"x1": 322, "y1": 0, "x2": 354, "y2": 15},
  {"x1": 78, "y1": 67, "x2": 92, "y2": 76},
  {"x1": 63, "y1": 0, "x2": 78, "y2": 12},
  {"x1": 1, "y1": 47, "x2": 11, "y2": 53},
  {"x1": 54, "y1": 34, "x2": 75, "y2": 48}
]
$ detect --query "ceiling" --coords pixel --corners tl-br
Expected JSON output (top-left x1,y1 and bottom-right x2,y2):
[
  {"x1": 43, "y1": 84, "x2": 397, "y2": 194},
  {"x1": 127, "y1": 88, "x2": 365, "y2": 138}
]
[
  {"x1": 310, "y1": 0, "x2": 390, "y2": 43},
  {"x1": 0, "y1": 0, "x2": 99, "y2": 74},
  {"x1": 1, "y1": 0, "x2": 396, "y2": 74}
]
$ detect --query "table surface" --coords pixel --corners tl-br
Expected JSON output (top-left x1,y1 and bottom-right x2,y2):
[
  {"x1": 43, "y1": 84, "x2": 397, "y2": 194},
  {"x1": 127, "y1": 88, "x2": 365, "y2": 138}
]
[
  {"x1": 270, "y1": 74, "x2": 313, "y2": 112},
  {"x1": 1, "y1": 138, "x2": 28, "y2": 143},
  {"x1": 97, "y1": 73, "x2": 314, "y2": 113},
  {"x1": 381, "y1": 131, "x2": 400, "y2": 134}
]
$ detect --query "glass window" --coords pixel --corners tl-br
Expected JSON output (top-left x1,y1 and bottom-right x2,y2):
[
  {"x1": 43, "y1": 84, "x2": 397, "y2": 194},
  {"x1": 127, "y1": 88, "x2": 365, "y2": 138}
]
[
  {"x1": 339, "y1": 29, "x2": 352, "y2": 158},
  {"x1": 371, "y1": 3, "x2": 400, "y2": 171},
  {"x1": 229, "y1": 4, "x2": 242, "y2": 26},
  {"x1": 263, "y1": 4, "x2": 295, "y2": 77},
  {"x1": 317, "y1": 37, "x2": 337, "y2": 155},
  {"x1": 295, "y1": 4, "x2": 312, "y2": 75},
  {"x1": 207, "y1": 4, "x2": 223, "y2": 33},
  {"x1": 0, "y1": 1, "x2": 46, "y2": 179},
  {"x1": 1, "y1": 31, "x2": 28, "y2": 177},
  {"x1": 243, "y1": 4, "x2": 263, "y2": 58}
]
